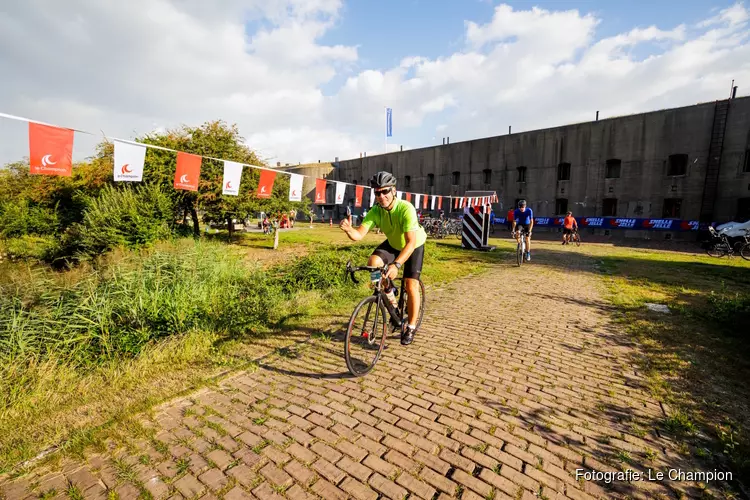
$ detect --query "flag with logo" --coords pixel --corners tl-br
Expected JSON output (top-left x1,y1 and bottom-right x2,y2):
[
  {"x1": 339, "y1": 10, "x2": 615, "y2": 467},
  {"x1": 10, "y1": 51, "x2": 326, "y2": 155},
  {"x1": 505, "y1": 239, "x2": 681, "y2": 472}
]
[
  {"x1": 29, "y1": 122, "x2": 74, "y2": 177},
  {"x1": 221, "y1": 161, "x2": 242, "y2": 196},
  {"x1": 315, "y1": 179, "x2": 326, "y2": 204},
  {"x1": 334, "y1": 181, "x2": 346, "y2": 205},
  {"x1": 289, "y1": 174, "x2": 303, "y2": 201},
  {"x1": 113, "y1": 140, "x2": 146, "y2": 182},
  {"x1": 370, "y1": 188, "x2": 375, "y2": 207},
  {"x1": 355, "y1": 185, "x2": 364, "y2": 207},
  {"x1": 256, "y1": 170, "x2": 276, "y2": 199},
  {"x1": 386, "y1": 108, "x2": 393, "y2": 137},
  {"x1": 174, "y1": 152, "x2": 201, "y2": 191}
]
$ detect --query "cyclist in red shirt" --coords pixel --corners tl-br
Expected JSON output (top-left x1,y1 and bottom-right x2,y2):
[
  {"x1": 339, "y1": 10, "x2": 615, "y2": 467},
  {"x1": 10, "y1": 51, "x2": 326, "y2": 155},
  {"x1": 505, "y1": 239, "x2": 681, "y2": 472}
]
[
  {"x1": 506, "y1": 208, "x2": 514, "y2": 233},
  {"x1": 562, "y1": 211, "x2": 578, "y2": 245}
]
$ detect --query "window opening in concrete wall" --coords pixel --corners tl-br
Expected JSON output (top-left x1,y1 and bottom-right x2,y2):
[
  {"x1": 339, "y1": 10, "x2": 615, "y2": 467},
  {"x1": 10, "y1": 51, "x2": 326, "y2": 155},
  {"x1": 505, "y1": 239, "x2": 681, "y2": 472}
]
[
  {"x1": 517, "y1": 167, "x2": 526, "y2": 182},
  {"x1": 427, "y1": 174, "x2": 434, "y2": 187},
  {"x1": 737, "y1": 198, "x2": 750, "y2": 221},
  {"x1": 663, "y1": 198, "x2": 682, "y2": 218},
  {"x1": 405, "y1": 176, "x2": 411, "y2": 189},
  {"x1": 606, "y1": 159, "x2": 621, "y2": 178},
  {"x1": 557, "y1": 162, "x2": 571, "y2": 181},
  {"x1": 743, "y1": 150, "x2": 750, "y2": 173},
  {"x1": 555, "y1": 198, "x2": 568, "y2": 215},
  {"x1": 483, "y1": 169, "x2": 492, "y2": 184},
  {"x1": 452, "y1": 171, "x2": 460, "y2": 185},
  {"x1": 603, "y1": 198, "x2": 618, "y2": 216},
  {"x1": 668, "y1": 154, "x2": 688, "y2": 176}
]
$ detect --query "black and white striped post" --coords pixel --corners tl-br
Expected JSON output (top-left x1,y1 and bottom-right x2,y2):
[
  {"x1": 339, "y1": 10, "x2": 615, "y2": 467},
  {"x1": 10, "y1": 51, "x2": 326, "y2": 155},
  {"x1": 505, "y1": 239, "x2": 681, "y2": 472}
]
[{"x1": 461, "y1": 203, "x2": 495, "y2": 251}]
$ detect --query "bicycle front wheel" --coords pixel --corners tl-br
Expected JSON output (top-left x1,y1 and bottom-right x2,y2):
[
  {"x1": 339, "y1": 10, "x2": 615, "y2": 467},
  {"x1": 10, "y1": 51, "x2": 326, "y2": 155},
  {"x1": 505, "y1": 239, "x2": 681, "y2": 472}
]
[
  {"x1": 706, "y1": 244, "x2": 726, "y2": 258},
  {"x1": 740, "y1": 243, "x2": 750, "y2": 261},
  {"x1": 516, "y1": 243, "x2": 523, "y2": 267},
  {"x1": 574, "y1": 234, "x2": 581, "y2": 247},
  {"x1": 344, "y1": 295, "x2": 388, "y2": 377}
]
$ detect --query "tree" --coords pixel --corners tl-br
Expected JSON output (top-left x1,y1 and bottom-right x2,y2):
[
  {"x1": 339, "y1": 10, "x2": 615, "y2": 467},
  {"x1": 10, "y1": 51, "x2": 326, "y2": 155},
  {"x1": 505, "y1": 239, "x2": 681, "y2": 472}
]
[{"x1": 139, "y1": 120, "x2": 309, "y2": 239}]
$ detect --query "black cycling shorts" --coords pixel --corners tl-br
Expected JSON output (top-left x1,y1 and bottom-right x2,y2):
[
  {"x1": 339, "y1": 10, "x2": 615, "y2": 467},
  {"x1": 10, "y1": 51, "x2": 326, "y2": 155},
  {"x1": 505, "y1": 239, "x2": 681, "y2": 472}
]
[
  {"x1": 372, "y1": 240, "x2": 424, "y2": 279},
  {"x1": 563, "y1": 228, "x2": 574, "y2": 235},
  {"x1": 516, "y1": 224, "x2": 531, "y2": 235}
]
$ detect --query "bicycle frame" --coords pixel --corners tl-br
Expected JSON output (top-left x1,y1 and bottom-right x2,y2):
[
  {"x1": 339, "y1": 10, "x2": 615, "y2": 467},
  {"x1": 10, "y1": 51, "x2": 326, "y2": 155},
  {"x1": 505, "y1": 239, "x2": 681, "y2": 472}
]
[{"x1": 346, "y1": 262, "x2": 404, "y2": 329}]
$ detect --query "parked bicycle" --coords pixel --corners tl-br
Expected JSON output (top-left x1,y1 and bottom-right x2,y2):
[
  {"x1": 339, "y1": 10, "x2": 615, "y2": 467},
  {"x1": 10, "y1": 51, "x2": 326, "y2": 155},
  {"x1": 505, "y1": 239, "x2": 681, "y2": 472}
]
[
  {"x1": 569, "y1": 228, "x2": 581, "y2": 247},
  {"x1": 343, "y1": 261, "x2": 425, "y2": 376},
  {"x1": 706, "y1": 227, "x2": 750, "y2": 260}
]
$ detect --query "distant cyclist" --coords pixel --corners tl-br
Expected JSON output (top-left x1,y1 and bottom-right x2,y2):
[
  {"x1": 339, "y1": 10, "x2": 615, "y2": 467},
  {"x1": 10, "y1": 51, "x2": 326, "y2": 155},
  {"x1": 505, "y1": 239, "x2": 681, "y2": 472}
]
[
  {"x1": 511, "y1": 200, "x2": 534, "y2": 261},
  {"x1": 562, "y1": 211, "x2": 578, "y2": 245},
  {"x1": 339, "y1": 172, "x2": 427, "y2": 346}
]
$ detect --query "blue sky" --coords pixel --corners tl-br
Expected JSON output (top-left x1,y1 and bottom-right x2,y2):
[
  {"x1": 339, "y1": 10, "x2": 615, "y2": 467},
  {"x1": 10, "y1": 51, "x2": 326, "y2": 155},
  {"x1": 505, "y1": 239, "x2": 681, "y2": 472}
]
[{"x1": 1, "y1": 0, "x2": 748, "y2": 165}]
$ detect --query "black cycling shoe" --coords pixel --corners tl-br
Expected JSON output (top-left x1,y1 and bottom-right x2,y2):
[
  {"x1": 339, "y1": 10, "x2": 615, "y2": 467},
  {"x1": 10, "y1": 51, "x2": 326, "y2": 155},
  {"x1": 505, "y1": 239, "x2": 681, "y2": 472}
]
[{"x1": 401, "y1": 326, "x2": 416, "y2": 346}]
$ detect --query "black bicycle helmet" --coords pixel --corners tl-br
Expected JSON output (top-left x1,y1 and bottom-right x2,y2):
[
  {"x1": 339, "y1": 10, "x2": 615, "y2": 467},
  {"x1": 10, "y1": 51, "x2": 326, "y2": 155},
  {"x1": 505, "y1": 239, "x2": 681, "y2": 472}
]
[{"x1": 369, "y1": 171, "x2": 397, "y2": 189}]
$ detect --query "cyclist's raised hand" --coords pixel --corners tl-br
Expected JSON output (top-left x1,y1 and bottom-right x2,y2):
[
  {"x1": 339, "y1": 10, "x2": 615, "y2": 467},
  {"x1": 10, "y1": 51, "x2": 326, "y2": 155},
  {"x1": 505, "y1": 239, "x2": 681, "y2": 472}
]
[{"x1": 339, "y1": 218, "x2": 351, "y2": 232}]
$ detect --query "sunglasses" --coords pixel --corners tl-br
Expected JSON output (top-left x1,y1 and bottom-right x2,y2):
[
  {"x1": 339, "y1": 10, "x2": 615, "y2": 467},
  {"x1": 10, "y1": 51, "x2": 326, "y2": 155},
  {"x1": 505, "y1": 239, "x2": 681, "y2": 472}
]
[{"x1": 374, "y1": 189, "x2": 392, "y2": 197}]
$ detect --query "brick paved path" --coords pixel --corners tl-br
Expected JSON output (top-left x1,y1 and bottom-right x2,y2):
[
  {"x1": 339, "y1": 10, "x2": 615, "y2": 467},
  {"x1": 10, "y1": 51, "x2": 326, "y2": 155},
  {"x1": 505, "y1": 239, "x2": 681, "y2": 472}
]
[{"x1": 1, "y1": 248, "x2": 713, "y2": 499}]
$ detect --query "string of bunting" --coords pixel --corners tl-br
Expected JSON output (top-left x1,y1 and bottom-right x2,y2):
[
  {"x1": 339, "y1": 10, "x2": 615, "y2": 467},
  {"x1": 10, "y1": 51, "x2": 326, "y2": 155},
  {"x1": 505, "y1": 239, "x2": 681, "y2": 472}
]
[{"x1": 0, "y1": 112, "x2": 499, "y2": 209}]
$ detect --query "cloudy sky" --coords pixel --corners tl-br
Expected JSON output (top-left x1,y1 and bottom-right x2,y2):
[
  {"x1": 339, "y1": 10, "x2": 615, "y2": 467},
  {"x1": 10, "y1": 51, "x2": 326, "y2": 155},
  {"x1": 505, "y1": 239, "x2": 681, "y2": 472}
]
[{"x1": 0, "y1": 0, "x2": 749, "y2": 166}]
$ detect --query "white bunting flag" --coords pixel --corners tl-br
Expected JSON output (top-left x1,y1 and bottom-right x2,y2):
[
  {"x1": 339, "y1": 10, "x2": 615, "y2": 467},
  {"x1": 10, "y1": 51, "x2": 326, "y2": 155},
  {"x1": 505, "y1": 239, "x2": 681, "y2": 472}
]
[
  {"x1": 113, "y1": 140, "x2": 146, "y2": 182},
  {"x1": 289, "y1": 174, "x2": 303, "y2": 201},
  {"x1": 396, "y1": 191, "x2": 403, "y2": 200},
  {"x1": 370, "y1": 188, "x2": 375, "y2": 207},
  {"x1": 222, "y1": 161, "x2": 243, "y2": 196},
  {"x1": 414, "y1": 194, "x2": 420, "y2": 208},
  {"x1": 431, "y1": 196, "x2": 436, "y2": 210},
  {"x1": 335, "y1": 181, "x2": 346, "y2": 205}
]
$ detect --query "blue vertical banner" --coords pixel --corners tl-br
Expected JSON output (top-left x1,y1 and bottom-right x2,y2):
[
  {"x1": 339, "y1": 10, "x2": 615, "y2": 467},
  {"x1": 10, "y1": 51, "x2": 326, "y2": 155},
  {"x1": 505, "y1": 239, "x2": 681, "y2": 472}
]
[{"x1": 386, "y1": 107, "x2": 393, "y2": 137}]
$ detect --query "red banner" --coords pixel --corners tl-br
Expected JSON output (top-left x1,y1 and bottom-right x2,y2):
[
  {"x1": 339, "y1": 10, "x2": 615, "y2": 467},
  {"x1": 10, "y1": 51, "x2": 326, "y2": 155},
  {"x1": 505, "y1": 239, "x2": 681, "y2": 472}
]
[
  {"x1": 355, "y1": 185, "x2": 364, "y2": 207},
  {"x1": 174, "y1": 152, "x2": 201, "y2": 191},
  {"x1": 315, "y1": 179, "x2": 327, "y2": 204},
  {"x1": 29, "y1": 123, "x2": 74, "y2": 177},
  {"x1": 256, "y1": 170, "x2": 276, "y2": 199}
]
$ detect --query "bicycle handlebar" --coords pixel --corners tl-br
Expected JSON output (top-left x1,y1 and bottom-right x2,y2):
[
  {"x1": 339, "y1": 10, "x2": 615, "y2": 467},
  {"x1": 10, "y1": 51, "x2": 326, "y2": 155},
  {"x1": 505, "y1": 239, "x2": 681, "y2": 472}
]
[{"x1": 345, "y1": 260, "x2": 391, "y2": 285}]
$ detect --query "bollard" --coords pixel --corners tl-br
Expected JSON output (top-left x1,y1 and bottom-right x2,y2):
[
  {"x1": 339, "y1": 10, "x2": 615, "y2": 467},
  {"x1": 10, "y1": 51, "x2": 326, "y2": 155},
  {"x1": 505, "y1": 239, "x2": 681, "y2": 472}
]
[{"x1": 330, "y1": 217, "x2": 333, "y2": 227}]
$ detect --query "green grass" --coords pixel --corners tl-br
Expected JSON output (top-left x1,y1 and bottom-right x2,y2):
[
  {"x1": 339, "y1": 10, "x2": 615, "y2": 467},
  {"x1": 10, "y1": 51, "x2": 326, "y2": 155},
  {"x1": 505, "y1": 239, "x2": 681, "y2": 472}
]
[{"x1": 584, "y1": 243, "x2": 750, "y2": 484}]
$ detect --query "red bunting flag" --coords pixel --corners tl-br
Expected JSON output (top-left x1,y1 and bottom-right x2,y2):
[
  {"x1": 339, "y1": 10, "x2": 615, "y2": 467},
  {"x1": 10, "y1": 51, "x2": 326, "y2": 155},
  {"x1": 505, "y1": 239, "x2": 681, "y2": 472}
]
[
  {"x1": 355, "y1": 185, "x2": 364, "y2": 207},
  {"x1": 29, "y1": 123, "x2": 74, "y2": 177},
  {"x1": 315, "y1": 179, "x2": 327, "y2": 204},
  {"x1": 405, "y1": 193, "x2": 412, "y2": 203},
  {"x1": 174, "y1": 152, "x2": 201, "y2": 191},
  {"x1": 438, "y1": 197, "x2": 443, "y2": 210},
  {"x1": 256, "y1": 170, "x2": 276, "y2": 199},
  {"x1": 423, "y1": 194, "x2": 428, "y2": 209}
]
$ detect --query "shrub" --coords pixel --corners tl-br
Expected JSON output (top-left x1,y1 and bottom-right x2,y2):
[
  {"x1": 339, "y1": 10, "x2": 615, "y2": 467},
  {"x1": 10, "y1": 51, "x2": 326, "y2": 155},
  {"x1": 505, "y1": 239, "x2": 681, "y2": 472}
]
[
  {"x1": 2, "y1": 235, "x2": 62, "y2": 261},
  {"x1": 706, "y1": 291, "x2": 750, "y2": 333},
  {"x1": 0, "y1": 199, "x2": 59, "y2": 238},
  {"x1": 61, "y1": 183, "x2": 177, "y2": 260}
]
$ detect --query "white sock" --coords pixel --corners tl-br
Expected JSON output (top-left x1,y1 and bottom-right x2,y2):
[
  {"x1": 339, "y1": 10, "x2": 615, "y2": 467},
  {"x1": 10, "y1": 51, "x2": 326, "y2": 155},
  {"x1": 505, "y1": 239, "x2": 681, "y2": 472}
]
[{"x1": 408, "y1": 324, "x2": 416, "y2": 330}]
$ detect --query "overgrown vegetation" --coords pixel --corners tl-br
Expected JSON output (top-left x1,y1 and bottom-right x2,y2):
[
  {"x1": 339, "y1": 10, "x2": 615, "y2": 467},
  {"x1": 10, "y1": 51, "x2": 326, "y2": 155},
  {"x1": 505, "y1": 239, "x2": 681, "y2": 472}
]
[{"x1": 595, "y1": 247, "x2": 750, "y2": 485}]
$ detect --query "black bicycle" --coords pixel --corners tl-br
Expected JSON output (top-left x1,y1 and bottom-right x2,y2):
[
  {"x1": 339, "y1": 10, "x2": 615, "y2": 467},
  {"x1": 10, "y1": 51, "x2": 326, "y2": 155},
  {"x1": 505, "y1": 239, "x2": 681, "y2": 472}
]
[{"x1": 343, "y1": 261, "x2": 425, "y2": 376}]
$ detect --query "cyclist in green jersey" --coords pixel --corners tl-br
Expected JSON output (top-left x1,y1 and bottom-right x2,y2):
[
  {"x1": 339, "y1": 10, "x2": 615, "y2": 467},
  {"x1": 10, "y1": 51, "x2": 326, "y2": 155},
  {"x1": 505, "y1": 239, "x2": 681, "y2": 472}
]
[{"x1": 340, "y1": 172, "x2": 427, "y2": 345}]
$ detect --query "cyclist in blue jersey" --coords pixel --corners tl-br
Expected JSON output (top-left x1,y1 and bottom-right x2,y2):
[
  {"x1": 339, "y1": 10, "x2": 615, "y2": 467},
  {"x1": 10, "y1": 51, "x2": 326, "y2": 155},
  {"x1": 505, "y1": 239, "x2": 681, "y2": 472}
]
[{"x1": 511, "y1": 199, "x2": 534, "y2": 261}]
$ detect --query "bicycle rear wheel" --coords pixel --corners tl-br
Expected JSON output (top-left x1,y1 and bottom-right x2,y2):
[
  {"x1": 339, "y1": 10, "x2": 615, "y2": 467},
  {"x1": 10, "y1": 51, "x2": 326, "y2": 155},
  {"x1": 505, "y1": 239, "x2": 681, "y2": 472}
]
[
  {"x1": 344, "y1": 295, "x2": 388, "y2": 377},
  {"x1": 400, "y1": 279, "x2": 426, "y2": 334},
  {"x1": 706, "y1": 244, "x2": 726, "y2": 258},
  {"x1": 574, "y1": 234, "x2": 581, "y2": 246}
]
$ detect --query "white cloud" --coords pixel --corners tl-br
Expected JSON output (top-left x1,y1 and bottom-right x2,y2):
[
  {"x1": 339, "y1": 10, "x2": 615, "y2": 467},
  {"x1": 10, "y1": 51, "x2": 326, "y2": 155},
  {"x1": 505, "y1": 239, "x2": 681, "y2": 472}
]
[{"x1": 1, "y1": 1, "x2": 749, "y2": 166}]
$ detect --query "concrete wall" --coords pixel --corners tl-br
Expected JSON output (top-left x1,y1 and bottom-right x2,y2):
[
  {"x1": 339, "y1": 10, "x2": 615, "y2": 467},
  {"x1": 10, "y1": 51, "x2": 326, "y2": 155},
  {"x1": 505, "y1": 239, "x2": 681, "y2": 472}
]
[{"x1": 330, "y1": 96, "x2": 750, "y2": 228}]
